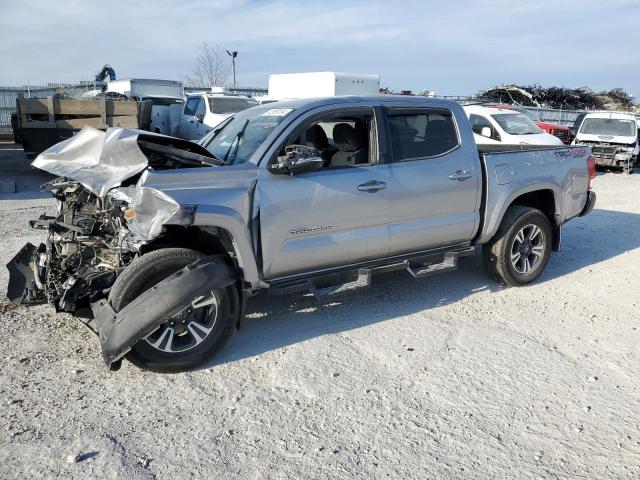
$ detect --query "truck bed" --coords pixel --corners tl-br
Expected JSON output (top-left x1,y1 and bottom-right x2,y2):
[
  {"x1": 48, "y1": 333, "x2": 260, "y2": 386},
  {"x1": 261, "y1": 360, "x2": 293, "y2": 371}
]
[{"x1": 476, "y1": 144, "x2": 591, "y2": 244}]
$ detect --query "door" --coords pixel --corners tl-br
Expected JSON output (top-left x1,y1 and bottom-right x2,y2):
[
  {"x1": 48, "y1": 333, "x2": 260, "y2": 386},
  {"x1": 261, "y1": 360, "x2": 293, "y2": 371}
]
[
  {"x1": 181, "y1": 96, "x2": 207, "y2": 140},
  {"x1": 258, "y1": 107, "x2": 390, "y2": 279},
  {"x1": 382, "y1": 107, "x2": 480, "y2": 255}
]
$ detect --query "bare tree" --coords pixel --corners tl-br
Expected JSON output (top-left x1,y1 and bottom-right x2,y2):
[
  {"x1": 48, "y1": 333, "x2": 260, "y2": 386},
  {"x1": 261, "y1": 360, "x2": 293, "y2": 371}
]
[{"x1": 185, "y1": 43, "x2": 230, "y2": 87}]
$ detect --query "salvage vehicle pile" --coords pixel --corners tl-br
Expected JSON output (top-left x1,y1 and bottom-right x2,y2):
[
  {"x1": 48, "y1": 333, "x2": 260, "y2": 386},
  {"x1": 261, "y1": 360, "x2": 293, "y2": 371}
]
[{"x1": 6, "y1": 96, "x2": 597, "y2": 373}]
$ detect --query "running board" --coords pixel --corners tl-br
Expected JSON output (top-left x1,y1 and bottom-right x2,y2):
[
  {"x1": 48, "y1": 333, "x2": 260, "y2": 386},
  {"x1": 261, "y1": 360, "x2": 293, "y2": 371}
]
[
  {"x1": 406, "y1": 248, "x2": 474, "y2": 278},
  {"x1": 269, "y1": 247, "x2": 476, "y2": 300},
  {"x1": 311, "y1": 269, "x2": 372, "y2": 299}
]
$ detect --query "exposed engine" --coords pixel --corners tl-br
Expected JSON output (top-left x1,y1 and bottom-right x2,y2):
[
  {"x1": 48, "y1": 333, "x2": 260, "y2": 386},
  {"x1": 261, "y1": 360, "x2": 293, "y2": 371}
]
[{"x1": 31, "y1": 178, "x2": 136, "y2": 312}]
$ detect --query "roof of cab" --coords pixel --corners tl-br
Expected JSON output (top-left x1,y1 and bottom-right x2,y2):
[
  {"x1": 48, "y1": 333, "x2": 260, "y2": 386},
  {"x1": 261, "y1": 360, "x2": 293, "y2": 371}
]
[
  {"x1": 463, "y1": 104, "x2": 520, "y2": 116},
  {"x1": 582, "y1": 111, "x2": 637, "y2": 120},
  {"x1": 261, "y1": 95, "x2": 461, "y2": 110}
]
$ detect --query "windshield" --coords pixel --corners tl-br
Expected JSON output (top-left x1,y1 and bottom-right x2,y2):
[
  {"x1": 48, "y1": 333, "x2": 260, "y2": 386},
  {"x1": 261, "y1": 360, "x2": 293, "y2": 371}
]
[
  {"x1": 579, "y1": 118, "x2": 636, "y2": 137},
  {"x1": 202, "y1": 106, "x2": 293, "y2": 165},
  {"x1": 492, "y1": 113, "x2": 542, "y2": 135},
  {"x1": 514, "y1": 108, "x2": 539, "y2": 121},
  {"x1": 208, "y1": 97, "x2": 258, "y2": 114}
]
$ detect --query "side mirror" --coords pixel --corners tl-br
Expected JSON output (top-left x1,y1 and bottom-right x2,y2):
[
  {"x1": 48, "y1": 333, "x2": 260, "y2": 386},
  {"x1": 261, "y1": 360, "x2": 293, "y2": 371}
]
[
  {"x1": 480, "y1": 127, "x2": 492, "y2": 138},
  {"x1": 195, "y1": 113, "x2": 204, "y2": 123},
  {"x1": 272, "y1": 145, "x2": 324, "y2": 175}
]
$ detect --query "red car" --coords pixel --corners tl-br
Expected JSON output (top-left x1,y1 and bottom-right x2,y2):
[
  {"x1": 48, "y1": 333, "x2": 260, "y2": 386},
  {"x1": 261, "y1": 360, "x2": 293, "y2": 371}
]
[{"x1": 488, "y1": 105, "x2": 571, "y2": 144}]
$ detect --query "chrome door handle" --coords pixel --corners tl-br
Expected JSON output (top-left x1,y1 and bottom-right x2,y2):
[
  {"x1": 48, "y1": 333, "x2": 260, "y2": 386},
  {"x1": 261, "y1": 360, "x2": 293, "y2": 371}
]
[
  {"x1": 448, "y1": 170, "x2": 472, "y2": 181},
  {"x1": 357, "y1": 180, "x2": 387, "y2": 192}
]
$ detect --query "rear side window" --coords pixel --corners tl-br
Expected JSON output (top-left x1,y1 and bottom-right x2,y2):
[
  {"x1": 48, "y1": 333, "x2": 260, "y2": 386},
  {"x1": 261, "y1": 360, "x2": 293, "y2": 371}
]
[{"x1": 387, "y1": 111, "x2": 459, "y2": 161}]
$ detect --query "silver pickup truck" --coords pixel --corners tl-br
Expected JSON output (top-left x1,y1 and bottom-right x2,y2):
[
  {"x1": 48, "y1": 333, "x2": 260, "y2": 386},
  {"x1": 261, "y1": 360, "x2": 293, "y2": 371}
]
[{"x1": 6, "y1": 96, "x2": 596, "y2": 372}]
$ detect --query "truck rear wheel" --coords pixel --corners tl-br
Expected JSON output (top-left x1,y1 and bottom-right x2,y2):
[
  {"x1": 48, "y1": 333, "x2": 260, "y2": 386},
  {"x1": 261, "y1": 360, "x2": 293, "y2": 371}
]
[
  {"x1": 109, "y1": 248, "x2": 237, "y2": 373},
  {"x1": 482, "y1": 206, "x2": 552, "y2": 287}
]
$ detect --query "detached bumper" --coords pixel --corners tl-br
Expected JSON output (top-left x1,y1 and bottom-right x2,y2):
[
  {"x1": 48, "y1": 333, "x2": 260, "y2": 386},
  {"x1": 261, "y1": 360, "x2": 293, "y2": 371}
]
[
  {"x1": 579, "y1": 191, "x2": 596, "y2": 217},
  {"x1": 91, "y1": 256, "x2": 237, "y2": 369}
]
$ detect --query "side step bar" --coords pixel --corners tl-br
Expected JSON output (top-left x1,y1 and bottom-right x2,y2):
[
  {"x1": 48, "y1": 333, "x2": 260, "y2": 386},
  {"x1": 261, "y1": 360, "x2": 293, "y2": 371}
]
[
  {"x1": 269, "y1": 247, "x2": 476, "y2": 300},
  {"x1": 406, "y1": 249, "x2": 473, "y2": 278}
]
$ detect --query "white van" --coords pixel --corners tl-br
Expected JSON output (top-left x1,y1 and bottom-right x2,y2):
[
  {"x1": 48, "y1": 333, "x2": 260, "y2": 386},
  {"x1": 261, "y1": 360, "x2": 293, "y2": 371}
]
[
  {"x1": 463, "y1": 105, "x2": 564, "y2": 146},
  {"x1": 573, "y1": 112, "x2": 638, "y2": 173}
]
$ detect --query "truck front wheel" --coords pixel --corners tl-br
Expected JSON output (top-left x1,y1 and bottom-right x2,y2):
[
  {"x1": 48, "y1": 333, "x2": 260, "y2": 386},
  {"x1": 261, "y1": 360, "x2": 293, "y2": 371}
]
[
  {"x1": 482, "y1": 206, "x2": 552, "y2": 287},
  {"x1": 108, "y1": 248, "x2": 238, "y2": 373}
]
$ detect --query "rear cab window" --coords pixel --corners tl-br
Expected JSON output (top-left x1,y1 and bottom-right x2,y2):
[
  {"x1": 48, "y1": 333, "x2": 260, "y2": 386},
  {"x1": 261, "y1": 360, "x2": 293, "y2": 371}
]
[{"x1": 385, "y1": 108, "x2": 459, "y2": 161}]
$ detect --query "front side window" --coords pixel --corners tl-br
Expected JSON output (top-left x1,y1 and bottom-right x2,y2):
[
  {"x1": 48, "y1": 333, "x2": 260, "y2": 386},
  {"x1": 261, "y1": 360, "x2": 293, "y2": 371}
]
[
  {"x1": 469, "y1": 114, "x2": 500, "y2": 140},
  {"x1": 579, "y1": 118, "x2": 636, "y2": 137},
  {"x1": 208, "y1": 97, "x2": 259, "y2": 114},
  {"x1": 492, "y1": 113, "x2": 542, "y2": 135},
  {"x1": 387, "y1": 111, "x2": 459, "y2": 161},
  {"x1": 277, "y1": 111, "x2": 375, "y2": 169},
  {"x1": 195, "y1": 98, "x2": 206, "y2": 116},
  {"x1": 202, "y1": 107, "x2": 293, "y2": 165},
  {"x1": 184, "y1": 97, "x2": 199, "y2": 116}
]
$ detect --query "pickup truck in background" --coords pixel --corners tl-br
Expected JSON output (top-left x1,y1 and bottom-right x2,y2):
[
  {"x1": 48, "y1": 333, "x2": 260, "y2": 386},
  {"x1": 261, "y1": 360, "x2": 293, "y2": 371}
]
[
  {"x1": 175, "y1": 92, "x2": 258, "y2": 140},
  {"x1": 463, "y1": 105, "x2": 565, "y2": 146},
  {"x1": 572, "y1": 111, "x2": 639, "y2": 173},
  {"x1": 7, "y1": 96, "x2": 596, "y2": 372}
]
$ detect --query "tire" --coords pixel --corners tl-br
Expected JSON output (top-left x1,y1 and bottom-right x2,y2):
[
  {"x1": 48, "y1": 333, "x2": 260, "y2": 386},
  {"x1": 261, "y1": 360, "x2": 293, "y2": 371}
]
[
  {"x1": 109, "y1": 248, "x2": 237, "y2": 373},
  {"x1": 482, "y1": 206, "x2": 552, "y2": 287}
]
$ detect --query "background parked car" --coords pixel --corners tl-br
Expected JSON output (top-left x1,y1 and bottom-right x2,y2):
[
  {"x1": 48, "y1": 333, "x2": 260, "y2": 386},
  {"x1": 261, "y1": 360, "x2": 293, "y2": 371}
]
[
  {"x1": 463, "y1": 105, "x2": 564, "y2": 146},
  {"x1": 572, "y1": 111, "x2": 639, "y2": 173}
]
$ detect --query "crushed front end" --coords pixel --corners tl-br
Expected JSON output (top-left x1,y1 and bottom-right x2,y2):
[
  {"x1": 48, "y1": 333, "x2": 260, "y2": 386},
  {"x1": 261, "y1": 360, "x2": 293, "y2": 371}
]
[
  {"x1": 4, "y1": 126, "x2": 235, "y2": 368},
  {"x1": 579, "y1": 140, "x2": 638, "y2": 172},
  {"x1": 7, "y1": 177, "x2": 137, "y2": 313}
]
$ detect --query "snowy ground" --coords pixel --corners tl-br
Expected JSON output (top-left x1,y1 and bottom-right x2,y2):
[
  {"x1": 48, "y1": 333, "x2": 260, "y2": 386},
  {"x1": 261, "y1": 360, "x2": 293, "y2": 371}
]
[{"x1": 1, "y1": 144, "x2": 639, "y2": 479}]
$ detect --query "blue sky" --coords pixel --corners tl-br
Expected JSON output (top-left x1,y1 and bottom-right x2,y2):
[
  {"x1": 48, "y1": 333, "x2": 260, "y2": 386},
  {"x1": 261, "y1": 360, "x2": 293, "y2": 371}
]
[{"x1": 0, "y1": 0, "x2": 638, "y2": 97}]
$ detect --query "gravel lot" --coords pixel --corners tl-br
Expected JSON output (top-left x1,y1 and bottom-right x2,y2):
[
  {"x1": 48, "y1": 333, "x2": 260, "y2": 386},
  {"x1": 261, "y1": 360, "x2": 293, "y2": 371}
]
[{"x1": 1, "y1": 143, "x2": 639, "y2": 479}]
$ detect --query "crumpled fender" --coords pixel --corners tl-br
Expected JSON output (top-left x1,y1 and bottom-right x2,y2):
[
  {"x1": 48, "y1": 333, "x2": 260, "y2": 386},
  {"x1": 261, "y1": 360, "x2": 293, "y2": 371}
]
[{"x1": 90, "y1": 256, "x2": 237, "y2": 369}]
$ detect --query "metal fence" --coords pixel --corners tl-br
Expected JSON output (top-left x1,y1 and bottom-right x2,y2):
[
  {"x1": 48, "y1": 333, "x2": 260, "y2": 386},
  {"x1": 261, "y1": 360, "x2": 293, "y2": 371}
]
[
  {"x1": 0, "y1": 83, "x2": 268, "y2": 136},
  {"x1": 520, "y1": 107, "x2": 582, "y2": 127},
  {"x1": 0, "y1": 83, "x2": 96, "y2": 136}
]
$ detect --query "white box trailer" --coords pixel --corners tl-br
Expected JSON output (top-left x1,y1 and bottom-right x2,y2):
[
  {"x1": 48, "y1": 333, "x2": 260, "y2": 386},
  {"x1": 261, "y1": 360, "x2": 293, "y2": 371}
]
[
  {"x1": 106, "y1": 79, "x2": 183, "y2": 98},
  {"x1": 267, "y1": 72, "x2": 380, "y2": 99}
]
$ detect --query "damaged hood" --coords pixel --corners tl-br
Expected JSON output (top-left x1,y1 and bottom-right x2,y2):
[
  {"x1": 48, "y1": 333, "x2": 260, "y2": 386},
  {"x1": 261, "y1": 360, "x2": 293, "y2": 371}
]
[
  {"x1": 32, "y1": 126, "x2": 219, "y2": 198},
  {"x1": 32, "y1": 126, "x2": 151, "y2": 197}
]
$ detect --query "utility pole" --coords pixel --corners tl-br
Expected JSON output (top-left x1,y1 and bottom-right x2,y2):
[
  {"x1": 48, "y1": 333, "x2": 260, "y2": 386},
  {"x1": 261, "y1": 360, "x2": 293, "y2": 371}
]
[{"x1": 226, "y1": 50, "x2": 238, "y2": 88}]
